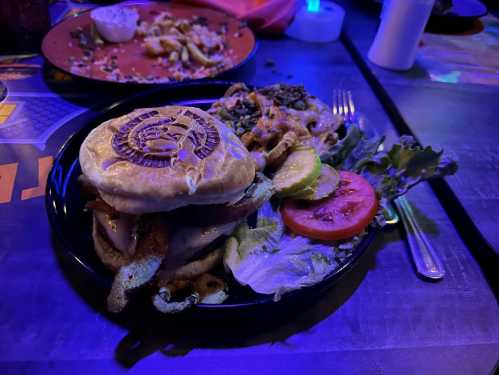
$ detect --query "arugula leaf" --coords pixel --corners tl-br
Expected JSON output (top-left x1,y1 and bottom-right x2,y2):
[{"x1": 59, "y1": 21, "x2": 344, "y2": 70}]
[
  {"x1": 321, "y1": 123, "x2": 385, "y2": 171},
  {"x1": 357, "y1": 135, "x2": 457, "y2": 202},
  {"x1": 320, "y1": 123, "x2": 364, "y2": 167}
]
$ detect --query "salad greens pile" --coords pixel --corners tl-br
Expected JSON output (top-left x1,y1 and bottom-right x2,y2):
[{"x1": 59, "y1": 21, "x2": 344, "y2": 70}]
[{"x1": 223, "y1": 123, "x2": 457, "y2": 298}]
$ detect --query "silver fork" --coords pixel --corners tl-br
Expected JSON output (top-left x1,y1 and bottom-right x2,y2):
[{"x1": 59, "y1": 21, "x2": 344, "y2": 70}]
[
  {"x1": 333, "y1": 89, "x2": 445, "y2": 280},
  {"x1": 333, "y1": 89, "x2": 396, "y2": 224},
  {"x1": 332, "y1": 89, "x2": 356, "y2": 123}
]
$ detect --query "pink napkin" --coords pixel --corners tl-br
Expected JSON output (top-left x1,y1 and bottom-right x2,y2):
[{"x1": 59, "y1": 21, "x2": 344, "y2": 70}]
[{"x1": 174, "y1": 0, "x2": 298, "y2": 33}]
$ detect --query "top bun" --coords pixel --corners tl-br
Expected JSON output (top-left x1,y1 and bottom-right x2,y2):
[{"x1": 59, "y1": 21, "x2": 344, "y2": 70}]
[{"x1": 80, "y1": 106, "x2": 255, "y2": 214}]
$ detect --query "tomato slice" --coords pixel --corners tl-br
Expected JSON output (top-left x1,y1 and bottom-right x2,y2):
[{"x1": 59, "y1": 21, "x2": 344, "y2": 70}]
[{"x1": 281, "y1": 171, "x2": 378, "y2": 241}]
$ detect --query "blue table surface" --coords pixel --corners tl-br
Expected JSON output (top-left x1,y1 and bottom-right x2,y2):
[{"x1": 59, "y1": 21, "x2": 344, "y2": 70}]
[
  {"x1": 0, "y1": 2, "x2": 498, "y2": 374},
  {"x1": 337, "y1": 0, "x2": 499, "y2": 255}
]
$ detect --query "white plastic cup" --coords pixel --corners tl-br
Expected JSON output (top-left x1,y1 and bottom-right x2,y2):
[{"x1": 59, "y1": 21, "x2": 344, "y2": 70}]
[
  {"x1": 286, "y1": 1, "x2": 345, "y2": 43},
  {"x1": 368, "y1": 0, "x2": 435, "y2": 70}
]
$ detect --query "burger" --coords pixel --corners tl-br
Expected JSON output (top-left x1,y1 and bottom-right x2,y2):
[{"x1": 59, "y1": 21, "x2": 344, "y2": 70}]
[{"x1": 79, "y1": 106, "x2": 270, "y2": 313}]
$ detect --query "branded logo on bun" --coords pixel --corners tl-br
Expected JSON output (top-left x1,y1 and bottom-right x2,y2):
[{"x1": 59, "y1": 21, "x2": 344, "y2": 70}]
[{"x1": 111, "y1": 109, "x2": 220, "y2": 168}]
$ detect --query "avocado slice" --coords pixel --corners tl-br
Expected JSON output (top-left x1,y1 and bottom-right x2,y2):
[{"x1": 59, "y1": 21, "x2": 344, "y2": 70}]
[
  {"x1": 291, "y1": 164, "x2": 340, "y2": 200},
  {"x1": 273, "y1": 147, "x2": 321, "y2": 197}
]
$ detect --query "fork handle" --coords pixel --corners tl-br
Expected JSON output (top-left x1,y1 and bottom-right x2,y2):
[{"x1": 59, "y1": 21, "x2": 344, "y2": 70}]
[{"x1": 394, "y1": 196, "x2": 445, "y2": 280}]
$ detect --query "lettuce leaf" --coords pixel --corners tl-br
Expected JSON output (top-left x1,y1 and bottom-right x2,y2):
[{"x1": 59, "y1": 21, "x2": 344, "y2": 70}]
[
  {"x1": 357, "y1": 135, "x2": 457, "y2": 202},
  {"x1": 224, "y1": 202, "x2": 369, "y2": 299},
  {"x1": 321, "y1": 123, "x2": 383, "y2": 170},
  {"x1": 321, "y1": 123, "x2": 458, "y2": 202}
]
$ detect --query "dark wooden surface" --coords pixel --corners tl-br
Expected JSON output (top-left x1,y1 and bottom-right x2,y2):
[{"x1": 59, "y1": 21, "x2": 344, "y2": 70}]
[
  {"x1": 0, "y1": 6, "x2": 498, "y2": 375},
  {"x1": 338, "y1": 0, "x2": 499, "y2": 255}
]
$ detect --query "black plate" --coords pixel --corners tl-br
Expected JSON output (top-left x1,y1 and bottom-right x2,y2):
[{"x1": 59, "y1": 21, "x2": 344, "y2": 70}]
[
  {"x1": 432, "y1": 0, "x2": 487, "y2": 20},
  {"x1": 372, "y1": 0, "x2": 487, "y2": 18},
  {"x1": 46, "y1": 81, "x2": 377, "y2": 315},
  {"x1": 427, "y1": 0, "x2": 488, "y2": 32},
  {"x1": 372, "y1": 0, "x2": 487, "y2": 32},
  {"x1": 0, "y1": 81, "x2": 6, "y2": 103}
]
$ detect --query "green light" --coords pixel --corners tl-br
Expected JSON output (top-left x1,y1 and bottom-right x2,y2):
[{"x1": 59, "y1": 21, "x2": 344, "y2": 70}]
[{"x1": 307, "y1": 0, "x2": 320, "y2": 13}]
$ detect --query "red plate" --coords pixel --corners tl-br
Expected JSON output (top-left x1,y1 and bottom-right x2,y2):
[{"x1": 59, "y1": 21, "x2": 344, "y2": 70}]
[{"x1": 41, "y1": 2, "x2": 256, "y2": 84}]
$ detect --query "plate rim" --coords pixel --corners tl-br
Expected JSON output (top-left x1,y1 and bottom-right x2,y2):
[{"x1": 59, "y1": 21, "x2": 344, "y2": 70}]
[
  {"x1": 439, "y1": 0, "x2": 488, "y2": 19},
  {"x1": 45, "y1": 80, "x2": 378, "y2": 310}
]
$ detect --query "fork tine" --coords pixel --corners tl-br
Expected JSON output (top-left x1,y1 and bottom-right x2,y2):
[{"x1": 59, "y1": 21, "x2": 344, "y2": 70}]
[
  {"x1": 338, "y1": 90, "x2": 343, "y2": 116},
  {"x1": 332, "y1": 90, "x2": 338, "y2": 115},
  {"x1": 333, "y1": 89, "x2": 357, "y2": 123},
  {"x1": 338, "y1": 90, "x2": 344, "y2": 116},
  {"x1": 347, "y1": 90, "x2": 355, "y2": 122},
  {"x1": 338, "y1": 90, "x2": 348, "y2": 121},
  {"x1": 342, "y1": 90, "x2": 349, "y2": 121}
]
